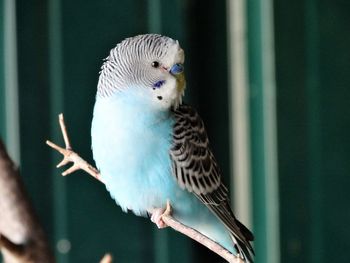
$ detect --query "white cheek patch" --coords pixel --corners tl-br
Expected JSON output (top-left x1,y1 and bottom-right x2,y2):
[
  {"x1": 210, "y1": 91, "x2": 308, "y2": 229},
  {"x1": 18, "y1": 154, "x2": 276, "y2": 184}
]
[{"x1": 151, "y1": 78, "x2": 178, "y2": 110}]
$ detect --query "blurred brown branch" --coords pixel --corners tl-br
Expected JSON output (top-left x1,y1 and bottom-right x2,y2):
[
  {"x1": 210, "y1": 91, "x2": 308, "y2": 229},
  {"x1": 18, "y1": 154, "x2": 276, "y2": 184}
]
[
  {"x1": 47, "y1": 114, "x2": 243, "y2": 263},
  {"x1": 0, "y1": 140, "x2": 55, "y2": 263}
]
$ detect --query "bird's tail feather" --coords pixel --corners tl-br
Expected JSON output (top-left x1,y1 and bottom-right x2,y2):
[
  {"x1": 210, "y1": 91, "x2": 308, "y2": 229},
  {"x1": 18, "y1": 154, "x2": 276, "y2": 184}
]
[
  {"x1": 235, "y1": 218, "x2": 254, "y2": 242},
  {"x1": 231, "y1": 234, "x2": 254, "y2": 263}
]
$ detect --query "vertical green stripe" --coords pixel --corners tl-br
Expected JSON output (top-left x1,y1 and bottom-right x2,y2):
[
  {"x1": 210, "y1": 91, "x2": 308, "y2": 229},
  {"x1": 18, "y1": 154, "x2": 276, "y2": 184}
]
[
  {"x1": 153, "y1": 231, "x2": 169, "y2": 263},
  {"x1": 147, "y1": 0, "x2": 161, "y2": 34},
  {"x1": 260, "y1": 1, "x2": 280, "y2": 263},
  {"x1": 0, "y1": 0, "x2": 5, "y2": 140},
  {"x1": 247, "y1": 0, "x2": 280, "y2": 262},
  {"x1": 48, "y1": 0, "x2": 68, "y2": 262},
  {"x1": 3, "y1": 0, "x2": 20, "y2": 164},
  {"x1": 305, "y1": 1, "x2": 322, "y2": 262}
]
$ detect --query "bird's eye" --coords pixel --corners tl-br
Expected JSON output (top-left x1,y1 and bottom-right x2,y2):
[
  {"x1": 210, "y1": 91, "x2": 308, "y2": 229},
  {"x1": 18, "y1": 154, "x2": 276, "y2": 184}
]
[{"x1": 151, "y1": 61, "x2": 160, "y2": 68}]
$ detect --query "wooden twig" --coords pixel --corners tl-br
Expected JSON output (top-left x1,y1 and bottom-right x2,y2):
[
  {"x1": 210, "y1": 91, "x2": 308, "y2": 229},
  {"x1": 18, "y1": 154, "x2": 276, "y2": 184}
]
[
  {"x1": 162, "y1": 201, "x2": 243, "y2": 263},
  {"x1": 46, "y1": 114, "x2": 102, "y2": 183},
  {"x1": 0, "y1": 234, "x2": 26, "y2": 258},
  {"x1": 47, "y1": 114, "x2": 243, "y2": 263},
  {"x1": 0, "y1": 139, "x2": 55, "y2": 263},
  {"x1": 99, "y1": 253, "x2": 113, "y2": 263}
]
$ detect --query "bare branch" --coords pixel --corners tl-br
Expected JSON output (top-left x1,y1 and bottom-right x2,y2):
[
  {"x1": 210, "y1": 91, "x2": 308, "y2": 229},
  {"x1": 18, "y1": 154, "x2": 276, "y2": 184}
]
[
  {"x1": 99, "y1": 253, "x2": 113, "y2": 263},
  {"x1": 58, "y1": 113, "x2": 72, "y2": 150},
  {"x1": 161, "y1": 201, "x2": 243, "y2": 263},
  {"x1": 46, "y1": 114, "x2": 102, "y2": 183},
  {"x1": 0, "y1": 234, "x2": 26, "y2": 258},
  {"x1": 47, "y1": 114, "x2": 243, "y2": 263},
  {"x1": 0, "y1": 140, "x2": 55, "y2": 263}
]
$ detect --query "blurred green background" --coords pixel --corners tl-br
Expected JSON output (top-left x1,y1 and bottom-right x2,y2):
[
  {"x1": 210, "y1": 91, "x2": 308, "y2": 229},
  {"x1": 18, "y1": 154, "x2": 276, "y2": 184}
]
[{"x1": 1, "y1": 0, "x2": 350, "y2": 262}]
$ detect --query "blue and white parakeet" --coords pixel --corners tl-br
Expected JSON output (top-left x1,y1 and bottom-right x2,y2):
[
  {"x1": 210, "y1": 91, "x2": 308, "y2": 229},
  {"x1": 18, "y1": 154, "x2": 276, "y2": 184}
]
[{"x1": 91, "y1": 34, "x2": 254, "y2": 262}]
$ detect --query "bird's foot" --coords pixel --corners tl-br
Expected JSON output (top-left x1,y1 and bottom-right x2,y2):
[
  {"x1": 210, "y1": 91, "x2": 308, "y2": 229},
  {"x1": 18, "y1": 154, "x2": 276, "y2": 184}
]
[
  {"x1": 150, "y1": 208, "x2": 168, "y2": 229},
  {"x1": 150, "y1": 201, "x2": 173, "y2": 229}
]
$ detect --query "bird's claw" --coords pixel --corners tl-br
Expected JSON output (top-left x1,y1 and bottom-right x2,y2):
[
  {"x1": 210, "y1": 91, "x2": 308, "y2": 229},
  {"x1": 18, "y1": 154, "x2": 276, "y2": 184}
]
[
  {"x1": 151, "y1": 208, "x2": 168, "y2": 228},
  {"x1": 150, "y1": 200, "x2": 173, "y2": 228}
]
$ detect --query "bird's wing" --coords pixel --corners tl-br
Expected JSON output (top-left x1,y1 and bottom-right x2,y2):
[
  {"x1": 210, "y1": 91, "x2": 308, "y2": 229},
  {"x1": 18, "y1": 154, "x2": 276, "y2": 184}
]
[{"x1": 170, "y1": 104, "x2": 254, "y2": 260}]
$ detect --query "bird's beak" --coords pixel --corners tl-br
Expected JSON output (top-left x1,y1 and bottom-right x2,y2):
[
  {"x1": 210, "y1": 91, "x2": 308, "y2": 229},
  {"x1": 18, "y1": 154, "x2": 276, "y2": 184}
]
[
  {"x1": 169, "y1": 63, "x2": 184, "y2": 75},
  {"x1": 169, "y1": 63, "x2": 186, "y2": 94}
]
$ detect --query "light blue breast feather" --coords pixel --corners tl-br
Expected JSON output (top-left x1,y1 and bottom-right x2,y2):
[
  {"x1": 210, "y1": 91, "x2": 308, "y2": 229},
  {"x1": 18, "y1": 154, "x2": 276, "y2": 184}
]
[{"x1": 91, "y1": 87, "x2": 236, "y2": 254}]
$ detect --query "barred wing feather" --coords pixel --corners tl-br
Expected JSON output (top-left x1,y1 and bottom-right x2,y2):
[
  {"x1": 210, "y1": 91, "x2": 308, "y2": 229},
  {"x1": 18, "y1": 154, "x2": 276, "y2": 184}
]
[{"x1": 170, "y1": 104, "x2": 254, "y2": 262}]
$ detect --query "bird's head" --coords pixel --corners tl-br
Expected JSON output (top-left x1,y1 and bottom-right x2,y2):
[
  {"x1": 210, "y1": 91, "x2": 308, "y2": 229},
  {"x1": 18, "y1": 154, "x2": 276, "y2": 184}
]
[{"x1": 97, "y1": 34, "x2": 186, "y2": 110}]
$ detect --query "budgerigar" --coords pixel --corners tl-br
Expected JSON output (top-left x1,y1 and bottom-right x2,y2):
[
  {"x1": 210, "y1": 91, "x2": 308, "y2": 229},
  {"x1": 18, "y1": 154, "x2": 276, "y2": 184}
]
[{"x1": 91, "y1": 34, "x2": 254, "y2": 262}]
